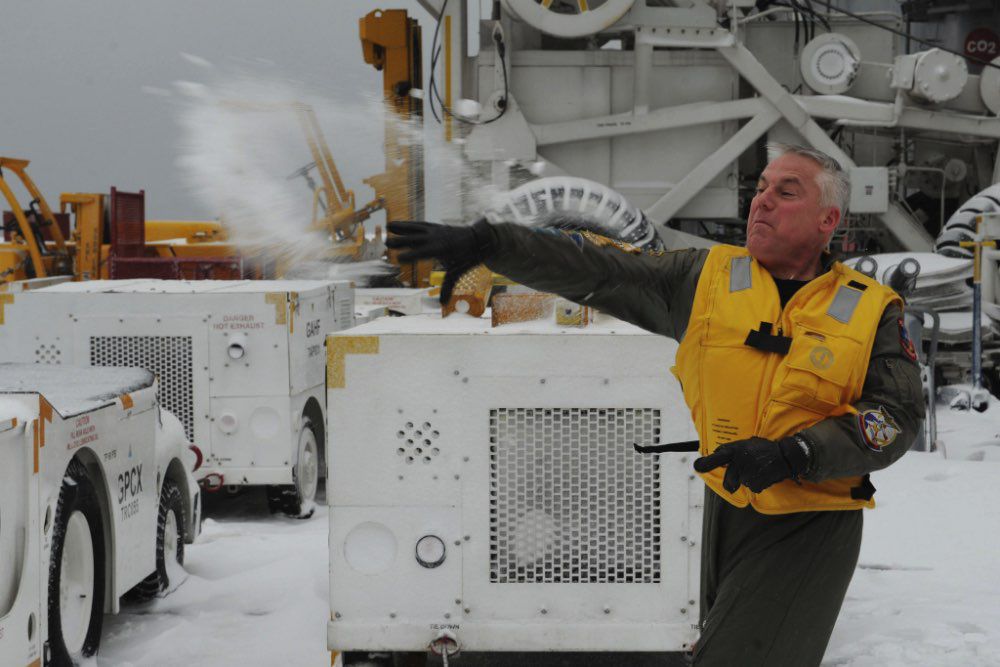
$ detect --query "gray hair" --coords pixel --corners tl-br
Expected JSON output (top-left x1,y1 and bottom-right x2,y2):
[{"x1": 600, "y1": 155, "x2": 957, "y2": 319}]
[{"x1": 767, "y1": 143, "x2": 850, "y2": 215}]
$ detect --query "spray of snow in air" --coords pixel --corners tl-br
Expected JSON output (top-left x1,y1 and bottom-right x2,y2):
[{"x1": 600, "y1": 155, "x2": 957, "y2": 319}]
[
  {"x1": 169, "y1": 54, "x2": 624, "y2": 282},
  {"x1": 172, "y1": 59, "x2": 403, "y2": 283}
]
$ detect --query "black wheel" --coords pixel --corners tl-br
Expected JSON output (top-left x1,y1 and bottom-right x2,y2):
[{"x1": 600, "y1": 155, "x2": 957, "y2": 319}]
[
  {"x1": 266, "y1": 419, "x2": 320, "y2": 519},
  {"x1": 47, "y1": 459, "x2": 105, "y2": 666},
  {"x1": 129, "y1": 480, "x2": 186, "y2": 600}
]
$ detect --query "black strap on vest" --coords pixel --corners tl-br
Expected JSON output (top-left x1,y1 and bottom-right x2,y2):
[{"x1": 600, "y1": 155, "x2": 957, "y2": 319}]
[
  {"x1": 744, "y1": 321, "x2": 793, "y2": 355},
  {"x1": 850, "y1": 474, "x2": 876, "y2": 500},
  {"x1": 847, "y1": 280, "x2": 869, "y2": 292},
  {"x1": 633, "y1": 440, "x2": 700, "y2": 454}
]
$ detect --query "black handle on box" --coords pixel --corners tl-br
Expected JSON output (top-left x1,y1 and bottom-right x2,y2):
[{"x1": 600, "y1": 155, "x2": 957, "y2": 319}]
[{"x1": 633, "y1": 440, "x2": 699, "y2": 454}]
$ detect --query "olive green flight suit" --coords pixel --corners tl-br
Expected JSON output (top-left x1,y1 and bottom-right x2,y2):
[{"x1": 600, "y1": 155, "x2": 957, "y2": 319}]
[{"x1": 481, "y1": 223, "x2": 925, "y2": 666}]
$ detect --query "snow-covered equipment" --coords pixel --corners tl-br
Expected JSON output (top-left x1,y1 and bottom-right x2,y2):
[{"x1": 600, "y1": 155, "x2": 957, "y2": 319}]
[
  {"x1": 326, "y1": 314, "x2": 701, "y2": 661},
  {"x1": 0, "y1": 279, "x2": 354, "y2": 517},
  {"x1": 0, "y1": 364, "x2": 199, "y2": 665},
  {"x1": 935, "y1": 184, "x2": 1000, "y2": 259},
  {"x1": 486, "y1": 177, "x2": 666, "y2": 252}
]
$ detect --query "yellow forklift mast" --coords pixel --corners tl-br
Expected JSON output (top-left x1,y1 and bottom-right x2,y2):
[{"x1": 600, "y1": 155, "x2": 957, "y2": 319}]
[{"x1": 360, "y1": 8, "x2": 429, "y2": 287}]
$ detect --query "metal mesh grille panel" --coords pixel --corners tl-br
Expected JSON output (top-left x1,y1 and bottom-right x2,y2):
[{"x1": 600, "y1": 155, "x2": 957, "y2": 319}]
[
  {"x1": 90, "y1": 336, "x2": 194, "y2": 440},
  {"x1": 490, "y1": 408, "x2": 661, "y2": 584}
]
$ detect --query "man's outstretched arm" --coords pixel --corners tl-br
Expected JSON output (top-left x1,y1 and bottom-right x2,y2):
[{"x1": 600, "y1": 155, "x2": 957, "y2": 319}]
[{"x1": 387, "y1": 219, "x2": 707, "y2": 339}]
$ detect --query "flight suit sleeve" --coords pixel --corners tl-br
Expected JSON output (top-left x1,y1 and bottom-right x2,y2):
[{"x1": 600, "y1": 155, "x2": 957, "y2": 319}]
[
  {"x1": 798, "y1": 302, "x2": 925, "y2": 482},
  {"x1": 483, "y1": 222, "x2": 708, "y2": 339}
]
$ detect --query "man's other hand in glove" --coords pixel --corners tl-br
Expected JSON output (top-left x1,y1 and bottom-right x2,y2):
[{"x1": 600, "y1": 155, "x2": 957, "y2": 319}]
[
  {"x1": 693, "y1": 436, "x2": 812, "y2": 494},
  {"x1": 386, "y1": 219, "x2": 498, "y2": 304}
]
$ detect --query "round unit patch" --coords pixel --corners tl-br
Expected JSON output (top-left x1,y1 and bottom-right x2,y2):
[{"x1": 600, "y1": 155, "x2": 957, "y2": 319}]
[
  {"x1": 857, "y1": 405, "x2": 901, "y2": 452},
  {"x1": 810, "y1": 345, "x2": 835, "y2": 370}
]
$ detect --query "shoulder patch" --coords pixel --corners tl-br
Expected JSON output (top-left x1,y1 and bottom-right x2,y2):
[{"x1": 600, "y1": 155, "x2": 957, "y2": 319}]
[
  {"x1": 857, "y1": 405, "x2": 901, "y2": 452},
  {"x1": 898, "y1": 317, "x2": 918, "y2": 362}
]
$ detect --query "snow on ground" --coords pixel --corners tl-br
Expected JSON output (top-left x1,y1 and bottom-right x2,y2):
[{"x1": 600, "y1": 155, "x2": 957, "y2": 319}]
[
  {"x1": 97, "y1": 399, "x2": 1000, "y2": 666},
  {"x1": 98, "y1": 491, "x2": 331, "y2": 666},
  {"x1": 826, "y1": 453, "x2": 1000, "y2": 666}
]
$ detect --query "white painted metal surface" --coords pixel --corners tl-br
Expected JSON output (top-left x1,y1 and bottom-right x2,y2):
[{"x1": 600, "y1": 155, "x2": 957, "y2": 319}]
[
  {"x1": 0, "y1": 279, "x2": 354, "y2": 489},
  {"x1": 454, "y1": 4, "x2": 1000, "y2": 253},
  {"x1": 327, "y1": 314, "x2": 701, "y2": 654},
  {"x1": 0, "y1": 364, "x2": 199, "y2": 666},
  {"x1": 502, "y1": 0, "x2": 635, "y2": 39}
]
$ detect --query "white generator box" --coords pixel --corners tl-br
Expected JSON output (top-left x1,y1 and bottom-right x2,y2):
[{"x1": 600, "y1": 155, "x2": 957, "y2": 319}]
[
  {"x1": 0, "y1": 364, "x2": 199, "y2": 665},
  {"x1": 326, "y1": 314, "x2": 702, "y2": 658},
  {"x1": 0, "y1": 279, "x2": 354, "y2": 515}
]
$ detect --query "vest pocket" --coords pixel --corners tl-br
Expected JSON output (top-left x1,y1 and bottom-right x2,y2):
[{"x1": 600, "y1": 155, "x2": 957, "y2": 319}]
[{"x1": 774, "y1": 326, "x2": 862, "y2": 413}]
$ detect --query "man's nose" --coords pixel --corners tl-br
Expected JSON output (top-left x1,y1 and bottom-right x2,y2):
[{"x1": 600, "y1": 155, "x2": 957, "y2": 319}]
[{"x1": 755, "y1": 187, "x2": 776, "y2": 209}]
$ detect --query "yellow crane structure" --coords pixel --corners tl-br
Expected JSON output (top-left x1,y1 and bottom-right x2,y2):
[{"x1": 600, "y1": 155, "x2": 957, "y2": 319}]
[
  {"x1": 360, "y1": 8, "x2": 429, "y2": 287},
  {"x1": 0, "y1": 157, "x2": 72, "y2": 281},
  {"x1": 1, "y1": 156, "x2": 232, "y2": 284},
  {"x1": 291, "y1": 102, "x2": 385, "y2": 259}
]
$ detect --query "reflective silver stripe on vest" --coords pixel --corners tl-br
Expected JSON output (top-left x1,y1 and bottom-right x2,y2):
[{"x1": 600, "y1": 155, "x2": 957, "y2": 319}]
[
  {"x1": 730, "y1": 256, "x2": 752, "y2": 292},
  {"x1": 827, "y1": 285, "x2": 863, "y2": 323}
]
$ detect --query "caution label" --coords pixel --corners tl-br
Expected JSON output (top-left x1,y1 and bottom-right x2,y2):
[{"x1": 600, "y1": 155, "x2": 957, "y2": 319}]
[
  {"x1": 68, "y1": 415, "x2": 100, "y2": 450},
  {"x1": 213, "y1": 314, "x2": 266, "y2": 331}
]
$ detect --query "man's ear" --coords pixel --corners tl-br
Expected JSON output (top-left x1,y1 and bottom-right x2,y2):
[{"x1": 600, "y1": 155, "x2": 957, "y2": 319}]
[{"x1": 820, "y1": 206, "x2": 841, "y2": 236}]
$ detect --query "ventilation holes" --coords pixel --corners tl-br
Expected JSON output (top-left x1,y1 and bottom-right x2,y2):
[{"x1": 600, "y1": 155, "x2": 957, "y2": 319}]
[
  {"x1": 489, "y1": 408, "x2": 661, "y2": 584},
  {"x1": 396, "y1": 420, "x2": 441, "y2": 465},
  {"x1": 90, "y1": 336, "x2": 195, "y2": 440},
  {"x1": 335, "y1": 294, "x2": 354, "y2": 327},
  {"x1": 33, "y1": 344, "x2": 62, "y2": 365}
]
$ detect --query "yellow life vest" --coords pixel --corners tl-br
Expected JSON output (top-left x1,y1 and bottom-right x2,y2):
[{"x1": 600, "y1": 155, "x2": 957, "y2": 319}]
[{"x1": 674, "y1": 245, "x2": 902, "y2": 514}]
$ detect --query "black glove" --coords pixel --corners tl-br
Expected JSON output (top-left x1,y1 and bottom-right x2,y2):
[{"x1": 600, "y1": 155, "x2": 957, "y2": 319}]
[
  {"x1": 693, "y1": 436, "x2": 811, "y2": 494},
  {"x1": 386, "y1": 219, "x2": 498, "y2": 304}
]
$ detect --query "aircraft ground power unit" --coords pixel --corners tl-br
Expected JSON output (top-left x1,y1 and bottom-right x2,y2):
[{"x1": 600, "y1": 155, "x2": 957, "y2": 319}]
[
  {"x1": 0, "y1": 365, "x2": 199, "y2": 664},
  {"x1": 0, "y1": 279, "x2": 354, "y2": 516},
  {"x1": 326, "y1": 315, "x2": 702, "y2": 660}
]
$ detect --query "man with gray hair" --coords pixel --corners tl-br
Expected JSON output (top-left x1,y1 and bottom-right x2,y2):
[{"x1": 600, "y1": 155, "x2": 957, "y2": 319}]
[{"x1": 387, "y1": 144, "x2": 923, "y2": 665}]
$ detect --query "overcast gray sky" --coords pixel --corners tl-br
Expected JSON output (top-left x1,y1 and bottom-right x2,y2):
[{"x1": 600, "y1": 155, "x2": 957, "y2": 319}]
[{"x1": 2, "y1": 0, "x2": 433, "y2": 220}]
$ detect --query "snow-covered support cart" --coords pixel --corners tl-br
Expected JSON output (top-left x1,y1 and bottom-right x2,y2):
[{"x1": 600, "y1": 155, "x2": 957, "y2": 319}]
[
  {"x1": 326, "y1": 315, "x2": 702, "y2": 664},
  {"x1": 0, "y1": 364, "x2": 199, "y2": 665},
  {"x1": 0, "y1": 279, "x2": 355, "y2": 517}
]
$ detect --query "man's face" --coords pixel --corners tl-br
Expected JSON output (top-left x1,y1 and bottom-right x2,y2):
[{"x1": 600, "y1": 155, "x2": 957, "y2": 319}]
[{"x1": 746, "y1": 153, "x2": 840, "y2": 273}]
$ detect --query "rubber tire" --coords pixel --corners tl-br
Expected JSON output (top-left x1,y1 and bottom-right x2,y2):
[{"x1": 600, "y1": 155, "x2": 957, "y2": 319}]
[
  {"x1": 48, "y1": 460, "x2": 106, "y2": 667},
  {"x1": 129, "y1": 480, "x2": 186, "y2": 600},
  {"x1": 266, "y1": 419, "x2": 320, "y2": 519}
]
